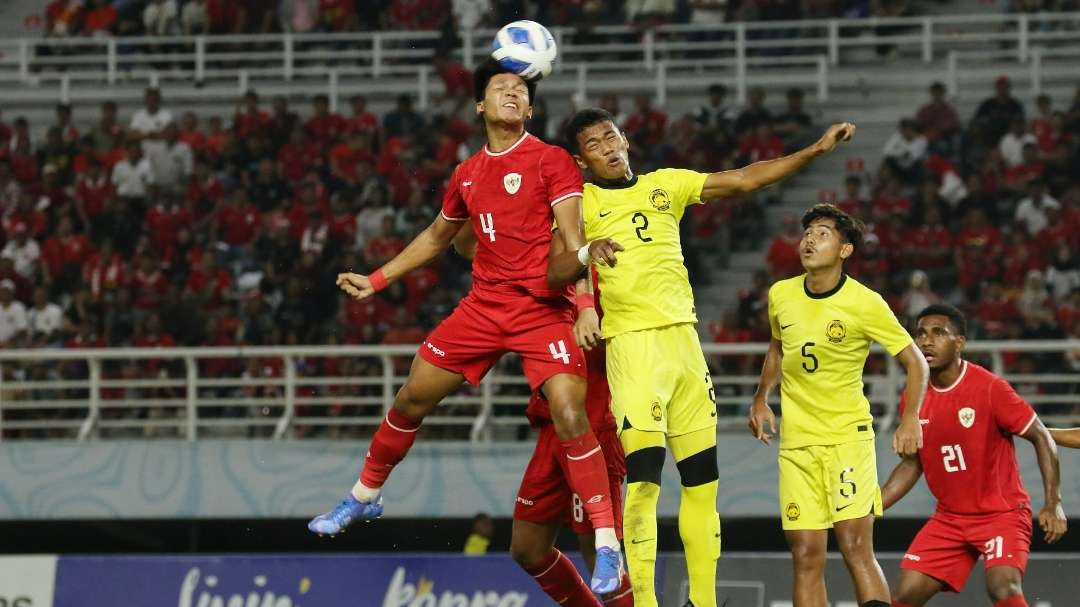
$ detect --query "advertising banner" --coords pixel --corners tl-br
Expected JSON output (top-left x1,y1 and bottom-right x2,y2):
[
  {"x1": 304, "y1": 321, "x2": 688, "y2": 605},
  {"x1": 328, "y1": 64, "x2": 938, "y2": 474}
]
[{"x1": 0, "y1": 555, "x2": 57, "y2": 607}]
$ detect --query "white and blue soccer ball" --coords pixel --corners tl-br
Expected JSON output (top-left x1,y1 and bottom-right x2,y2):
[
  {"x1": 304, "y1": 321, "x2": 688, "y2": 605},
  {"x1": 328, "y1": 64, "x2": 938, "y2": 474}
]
[{"x1": 491, "y1": 20, "x2": 557, "y2": 81}]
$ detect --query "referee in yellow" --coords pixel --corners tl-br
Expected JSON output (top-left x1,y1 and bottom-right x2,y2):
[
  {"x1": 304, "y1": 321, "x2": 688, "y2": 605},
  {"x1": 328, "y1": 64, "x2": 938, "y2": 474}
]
[
  {"x1": 748, "y1": 204, "x2": 929, "y2": 607},
  {"x1": 564, "y1": 108, "x2": 856, "y2": 607}
]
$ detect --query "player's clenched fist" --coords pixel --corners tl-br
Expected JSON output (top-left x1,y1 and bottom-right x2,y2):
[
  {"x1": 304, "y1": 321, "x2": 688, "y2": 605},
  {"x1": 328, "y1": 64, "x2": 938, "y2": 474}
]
[
  {"x1": 814, "y1": 122, "x2": 856, "y2": 154},
  {"x1": 892, "y1": 416, "x2": 923, "y2": 456},
  {"x1": 574, "y1": 306, "x2": 603, "y2": 351},
  {"x1": 336, "y1": 272, "x2": 375, "y2": 301},
  {"x1": 1039, "y1": 501, "x2": 1067, "y2": 544},
  {"x1": 748, "y1": 399, "x2": 777, "y2": 445},
  {"x1": 588, "y1": 238, "x2": 624, "y2": 267}
]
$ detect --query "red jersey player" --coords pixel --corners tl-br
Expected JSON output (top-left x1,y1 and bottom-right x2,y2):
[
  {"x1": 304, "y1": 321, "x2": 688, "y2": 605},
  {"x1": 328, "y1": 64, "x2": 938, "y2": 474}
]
[
  {"x1": 309, "y1": 59, "x2": 627, "y2": 599},
  {"x1": 882, "y1": 304, "x2": 1067, "y2": 607}
]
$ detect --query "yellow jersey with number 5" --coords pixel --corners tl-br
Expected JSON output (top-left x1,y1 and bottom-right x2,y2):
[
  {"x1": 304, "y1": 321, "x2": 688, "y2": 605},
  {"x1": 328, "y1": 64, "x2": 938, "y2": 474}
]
[
  {"x1": 768, "y1": 274, "x2": 913, "y2": 449},
  {"x1": 582, "y1": 169, "x2": 709, "y2": 338}
]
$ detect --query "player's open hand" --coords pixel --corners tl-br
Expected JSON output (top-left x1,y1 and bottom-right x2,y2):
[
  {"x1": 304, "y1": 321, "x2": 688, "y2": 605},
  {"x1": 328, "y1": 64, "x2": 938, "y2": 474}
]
[
  {"x1": 588, "y1": 238, "x2": 624, "y2": 267},
  {"x1": 748, "y1": 400, "x2": 777, "y2": 445},
  {"x1": 574, "y1": 306, "x2": 603, "y2": 351},
  {"x1": 336, "y1": 272, "x2": 375, "y2": 301},
  {"x1": 815, "y1": 122, "x2": 856, "y2": 154},
  {"x1": 893, "y1": 416, "x2": 923, "y2": 456},
  {"x1": 1039, "y1": 501, "x2": 1067, "y2": 544}
]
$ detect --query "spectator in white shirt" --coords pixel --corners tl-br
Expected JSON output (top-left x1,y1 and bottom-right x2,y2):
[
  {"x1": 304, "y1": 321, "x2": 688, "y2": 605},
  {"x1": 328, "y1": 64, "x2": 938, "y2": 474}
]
[
  {"x1": 998, "y1": 117, "x2": 1037, "y2": 169},
  {"x1": 155, "y1": 123, "x2": 193, "y2": 194},
  {"x1": 27, "y1": 287, "x2": 63, "y2": 340},
  {"x1": 1014, "y1": 178, "x2": 1061, "y2": 237},
  {"x1": 452, "y1": 0, "x2": 491, "y2": 30},
  {"x1": 0, "y1": 279, "x2": 28, "y2": 346},
  {"x1": 112, "y1": 140, "x2": 155, "y2": 200},
  {"x1": 0, "y1": 223, "x2": 41, "y2": 280},
  {"x1": 695, "y1": 83, "x2": 737, "y2": 134},
  {"x1": 881, "y1": 118, "x2": 928, "y2": 184},
  {"x1": 130, "y1": 88, "x2": 173, "y2": 159},
  {"x1": 143, "y1": 0, "x2": 179, "y2": 36}
]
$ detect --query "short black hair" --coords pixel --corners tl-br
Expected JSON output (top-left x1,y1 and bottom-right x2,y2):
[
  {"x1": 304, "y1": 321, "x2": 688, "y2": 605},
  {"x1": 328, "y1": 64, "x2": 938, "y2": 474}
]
[
  {"x1": 473, "y1": 58, "x2": 537, "y2": 105},
  {"x1": 800, "y1": 203, "x2": 866, "y2": 254},
  {"x1": 916, "y1": 303, "x2": 967, "y2": 337},
  {"x1": 563, "y1": 107, "x2": 617, "y2": 152},
  {"x1": 708, "y1": 83, "x2": 727, "y2": 96},
  {"x1": 929, "y1": 81, "x2": 945, "y2": 93}
]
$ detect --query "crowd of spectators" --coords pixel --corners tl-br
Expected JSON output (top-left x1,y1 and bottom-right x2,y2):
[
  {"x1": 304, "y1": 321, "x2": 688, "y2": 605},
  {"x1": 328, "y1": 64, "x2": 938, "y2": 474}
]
[
  {"x1": 0, "y1": 77, "x2": 801, "y2": 438},
  {"x1": 740, "y1": 79, "x2": 1080, "y2": 400}
]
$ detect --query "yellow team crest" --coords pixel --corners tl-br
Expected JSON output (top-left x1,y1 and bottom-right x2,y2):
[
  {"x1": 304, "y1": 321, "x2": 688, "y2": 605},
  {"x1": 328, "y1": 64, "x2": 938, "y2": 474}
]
[
  {"x1": 785, "y1": 502, "x2": 800, "y2": 521},
  {"x1": 650, "y1": 399, "x2": 663, "y2": 422},
  {"x1": 649, "y1": 188, "x2": 671, "y2": 212},
  {"x1": 826, "y1": 319, "x2": 847, "y2": 343}
]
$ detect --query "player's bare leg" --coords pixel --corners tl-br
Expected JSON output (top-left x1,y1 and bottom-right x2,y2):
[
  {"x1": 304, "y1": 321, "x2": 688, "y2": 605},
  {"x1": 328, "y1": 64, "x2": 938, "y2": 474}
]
[
  {"x1": 891, "y1": 568, "x2": 944, "y2": 607},
  {"x1": 579, "y1": 534, "x2": 634, "y2": 605},
  {"x1": 308, "y1": 355, "x2": 463, "y2": 535},
  {"x1": 986, "y1": 566, "x2": 1027, "y2": 606},
  {"x1": 542, "y1": 372, "x2": 624, "y2": 594},
  {"x1": 785, "y1": 529, "x2": 828, "y2": 607},
  {"x1": 834, "y1": 514, "x2": 890, "y2": 605}
]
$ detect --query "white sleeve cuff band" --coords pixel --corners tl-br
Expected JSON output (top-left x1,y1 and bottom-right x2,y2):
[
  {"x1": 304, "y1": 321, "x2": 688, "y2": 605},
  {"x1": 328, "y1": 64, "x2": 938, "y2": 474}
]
[{"x1": 577, "y1": 242, "x2": 592, "y2": 266}]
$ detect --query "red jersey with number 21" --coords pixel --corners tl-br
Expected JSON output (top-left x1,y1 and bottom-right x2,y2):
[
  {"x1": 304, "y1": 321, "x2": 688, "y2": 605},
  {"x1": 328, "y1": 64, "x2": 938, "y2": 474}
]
[
  {"x1": 440, "y1": 132, "x2": 583, "y2": 298},
  {"x1": 901, "y1": 361, "x2": 1037, "y2": 516}
]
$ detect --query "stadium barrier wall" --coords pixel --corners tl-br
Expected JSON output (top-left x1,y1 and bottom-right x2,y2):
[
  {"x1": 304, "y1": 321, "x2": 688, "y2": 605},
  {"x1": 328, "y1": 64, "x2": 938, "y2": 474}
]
[
  {"x1": 1, "y1": 553, "x2": 1076, "y2": 606},
  {"x1": 2, "y1": 436, "x2": 1079, "y2": 519}
]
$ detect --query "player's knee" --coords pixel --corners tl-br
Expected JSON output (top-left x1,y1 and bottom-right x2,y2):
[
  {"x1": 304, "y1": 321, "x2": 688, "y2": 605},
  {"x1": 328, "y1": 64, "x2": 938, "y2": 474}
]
[
  {"x1": 626, "y1": 446, "x2": 665, "y2": 486},
  {"x1": 836, "y1": 527, "x2": 872, "y2": 559},
  {"x1": 675, "y1": 446, "x2": 718, "y2": 487},
  {"x1": 548, "y1": 395, "x2": 588, "y2": 435},
  {"x1": 509, "y1": 540, "x2": 549, "y2": 569},
  {"x1": 789, "y1": 541, "x2": 826, "y2": 572},
  {"x1": 392, "y1": 383, "x2": 437, "y2": 419},
  {"x1": 986, "y1": 575, "x2": 1023, "y2": 603}
]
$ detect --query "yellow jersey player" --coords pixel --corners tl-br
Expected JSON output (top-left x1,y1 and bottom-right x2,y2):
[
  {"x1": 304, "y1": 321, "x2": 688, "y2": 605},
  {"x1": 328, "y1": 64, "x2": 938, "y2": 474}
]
[
  {"x1": 564, "y1": 108, "x2": 856, "y2": 607},
  {"x1": 748, "y1": 204, "x2": 929, "y2": 607}
]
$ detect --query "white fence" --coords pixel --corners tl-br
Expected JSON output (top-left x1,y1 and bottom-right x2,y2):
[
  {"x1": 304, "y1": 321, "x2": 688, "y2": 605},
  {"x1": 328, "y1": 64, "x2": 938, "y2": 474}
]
[
  {"x1": 3, "y1": 12, "x2": 1079, "y2": 108},
  {"x1": 0, "y1": 340, "x2": 1076, "y2": 442}
]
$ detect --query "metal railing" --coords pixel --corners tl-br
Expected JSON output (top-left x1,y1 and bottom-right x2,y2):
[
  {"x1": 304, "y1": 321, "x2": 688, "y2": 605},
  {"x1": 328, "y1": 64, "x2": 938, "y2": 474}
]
[
  {"x1": 3, "y1": 12, "x2": 1078, "y2": 107},
  {"x1": 0, "y1": 340, "x2": 1075, "y2": 442},
  {"x1": 947, "y1": 45, "x2": 1080, "y2": 98}
]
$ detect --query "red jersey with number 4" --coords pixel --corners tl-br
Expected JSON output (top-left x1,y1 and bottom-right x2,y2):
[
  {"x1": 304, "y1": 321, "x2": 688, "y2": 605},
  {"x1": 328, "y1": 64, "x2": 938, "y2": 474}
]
[
  {"x1": 900, "y1": 361, "x2": 1036, "y2": 516},
  {"x1": 440, "y1": 132, "x2": 583, "y2": 298}
]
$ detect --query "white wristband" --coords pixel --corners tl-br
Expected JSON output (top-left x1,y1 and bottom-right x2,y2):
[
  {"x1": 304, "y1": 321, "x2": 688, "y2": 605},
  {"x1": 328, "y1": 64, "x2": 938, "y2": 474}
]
[{"x1": 577, "y1": 242, "x2": 592, "y2": 266}]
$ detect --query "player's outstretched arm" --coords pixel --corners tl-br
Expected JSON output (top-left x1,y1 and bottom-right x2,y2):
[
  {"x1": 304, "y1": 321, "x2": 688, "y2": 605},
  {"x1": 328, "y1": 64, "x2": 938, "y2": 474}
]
[
  {"x1": 1049, "y1": 427, "x2": 1080, "y2": 449},
  {"x1": 880, "y1": 455, "x2": 923, "y2": 510},
  {"x1": 699, "y1": 122, "x2": 855, "y2": 200},
  {"x1": 336, "y1": 215, "x2": 461, "y2": 301},
  {"x1": 748, "y1": 337, "x2": 782, "y2": 445},
  {"x1": 892, "y1": 344, "x2": 929, "y2": 457},
  {"x1": 1022, "y1": 417, "x2": 1067, "y2": 543},
  {"x1": 547, "y1": 195, "x2": 623, "y2": 286}
]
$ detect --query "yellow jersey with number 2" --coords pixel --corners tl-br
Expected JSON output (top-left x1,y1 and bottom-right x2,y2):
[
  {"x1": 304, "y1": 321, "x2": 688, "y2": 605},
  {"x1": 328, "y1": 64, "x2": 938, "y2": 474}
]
[
  {"x1": 582, "y1": 169, "x2": 709, "y2": 339},
  {"x1": 768, "y1": 274, "x2": 913, "y2": 450}
]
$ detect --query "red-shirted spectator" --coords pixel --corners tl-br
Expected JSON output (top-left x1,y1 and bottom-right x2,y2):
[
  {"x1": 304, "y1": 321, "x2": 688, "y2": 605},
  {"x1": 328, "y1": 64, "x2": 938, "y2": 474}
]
[
  {"x1": 902, "y1": 205, "x2": 952, "y2": 270},
  {"x1": 364, "y1": 216, "x2": 405, "y2": 267},
  {"x1": 46, "y1": 0, "x2": 85, "y2": 37},
  {"x1": 74, "y1": 160, "x2": 115, "y2": 224},
  {"x1": 1002, "y1": 143, "x2": 1044, "y2": 191},
  {"x1": 433, "y1": 57, "x2": 473, "y2": 100},
  {"x1": 278, "y1": 127, "x2": 323, "y2": 183},
  {"x1": 82, "y1": 240, "x2": 128, "y2": 300},
  {"x1": 403, "y1": 266, "x2": 439, "y2": 313},
  {"x1": 203, "y1": 116, "x2": 229, "y2": 159},
  {"x1": 328, "y1": 196, "x2": 357, "y2": 244},
  {"x1": 623, "y1": 94, "x2": 669, "y2": 149},
  {"x1": 381, "y1": 307, "x2": 426, "y2": 372},
  {"x1": 233, "y1": 90, "x2": 272, "y2": 139},
  {"x1": 836, "y1": 176, "x2": 867, "y2": 218},
  {"x1": 287, "y1": 181, "x2": 331, "y2": 240},
  {"x1": 871, "y1": 177, "x2": 912, "y2": 218},
  {"x1": 40, "y1": 216, "x2": 92, "y2": 281},
  {"x1": 9, "y1": 137, "x2": 40, "y2": 185},
  {"x1": 389, "y1": 0, "x2": 448, "y2": 30},
  {"x1": 205, "y1": 0, "x2": 240, "y2": 32},
  {"x1": 765, "y1": 214, "x2": 802, "y2": 280},
  {"x1": 83, "y1": 0, "x2": 117, "y2": 36},
  {"x1": 177, "y1": 112, "x2": 207, "y2": 155},
  {"x1": 738, "y1": 122, "x2": 785, "y2": 164},
  {"x1": 976, "y1": 281, "x2": 1021, "y2": 324},
  {"x1": 185, "y1": 254, "x2": 232, "y2": 309},
  {"x1": 329, "y1": 131, "x2": 375, "y2": 187},
  {"x1": 131, "y1": 254, "x2": 169, "y2": 310},
  {"x1": 214, "y1": 189, "x2": 261, "y2": 247},
  {"x1": 318, "y1": 0, "x2": 357, "y2": 31},
  {"x1": 915, "y1": 82, "x2": 961, "y2": 144},
  {"x1": 346, "y1": 95, "x2": 379, "y2": 137},
  {"x1": 134, "y1": 313, "x2": 176, "y2": 375},
  {"x1": 186, "y1": 160, "x2": 225, "y2": 220},
  {"x1": 3, "y1": 194, "x2": 48, "y2": 239},
  {"x1": 300, "y1": 212, "x2": 329, "y2": 256},
  {"x1": 145, "y1": 197, "x2": 194, "y2": 252},
  {"x1": 1000, "y1": 232, "x2": 1045, "y2": 289},
  {"x1": 306, "y1": 95, "x2": 347, "y2": 146}
]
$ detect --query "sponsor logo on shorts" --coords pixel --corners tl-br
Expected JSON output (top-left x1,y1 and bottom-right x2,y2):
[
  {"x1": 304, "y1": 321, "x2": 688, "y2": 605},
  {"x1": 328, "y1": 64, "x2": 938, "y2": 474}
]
[
  {"x1": 826, "y1": 319, "x2": 847, "y2": 343},
  {"x1": 587, "y1": 494, "x2": 603, "y2": 504},
  {"x1": 650, "y1": 399, "x2": 663, "y2": 422},
  {"x1": 904, "y1": 553, "x2": 921, "y2": 562},
  {"x1": 959, "y1": 407, "x2": 975, "y2": 429},
  {"x1": 785, "y1": 502, "x2": 800, "y2": 521},
  {"x1": 425, "y1": 342, "x2": 446, "y2": 357},
  {"x1": 516, "y1": 496, "x2": 534, "y2": 506}
]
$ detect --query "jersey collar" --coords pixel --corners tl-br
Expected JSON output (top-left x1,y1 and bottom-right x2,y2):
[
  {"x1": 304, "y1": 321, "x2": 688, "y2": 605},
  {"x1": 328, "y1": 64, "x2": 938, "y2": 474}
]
[
  {"x1": 483, "y1": 131, "x2": 530, "y2": 157},
  {"x1": 593, "y1": 174, "x2": 638, "y2": 190},
  {"x1": 930, "y1": 360, "x2": 968, "y2": 393},
  {"x1": 803, "y1": 273, "x2": 847, "y2": 299}
]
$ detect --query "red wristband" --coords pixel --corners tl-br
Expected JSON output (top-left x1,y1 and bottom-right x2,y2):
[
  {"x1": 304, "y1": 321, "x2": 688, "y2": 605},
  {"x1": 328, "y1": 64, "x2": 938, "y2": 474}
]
[
  {"x1": 369, "y1": 268, "x2": 389, "y2": 292},
  {"x1": 575, "y1": 292, "x2": 595, "y2": 310}
]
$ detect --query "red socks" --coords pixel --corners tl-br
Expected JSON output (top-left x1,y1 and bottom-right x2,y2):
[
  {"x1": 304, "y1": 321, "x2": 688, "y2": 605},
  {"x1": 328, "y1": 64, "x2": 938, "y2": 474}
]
[
  {"x1": 602, "y1": 572, "x2": 634, "y2": 606},
  {"x1": 560, "y1": 431, "x2": 615, "y2": 530},
  {"x1": 360, "y1": 409, "x2": 422, "y2": 488},
  {"x1": 523, "y1": 549, "x2": 602, "y2": 607},
  {"x1": 994, "y1": 596, "x2": 1028, "y2": 607}
]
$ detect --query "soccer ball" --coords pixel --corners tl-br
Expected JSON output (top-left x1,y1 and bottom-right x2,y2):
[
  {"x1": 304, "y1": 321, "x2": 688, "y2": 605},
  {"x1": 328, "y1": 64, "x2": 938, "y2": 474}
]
[{"x1": 491, "y1": 20, "x2": 557, "y2": 81}]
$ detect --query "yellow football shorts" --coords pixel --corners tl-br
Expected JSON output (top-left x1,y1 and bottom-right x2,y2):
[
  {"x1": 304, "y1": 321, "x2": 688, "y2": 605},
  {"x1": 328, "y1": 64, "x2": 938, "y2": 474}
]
[
  {"x1": 778, "y1": 438, "x2": 883, "y2": 530},
  {"x1": 606, "y1": 322, "x2": 717, "y2": 437}
]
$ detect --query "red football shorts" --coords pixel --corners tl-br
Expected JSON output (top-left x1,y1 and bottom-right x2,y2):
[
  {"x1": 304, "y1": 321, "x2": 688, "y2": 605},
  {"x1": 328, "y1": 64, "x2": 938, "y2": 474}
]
[
  {"x1": 418, "y1": 287, "x2": 586, "y2": 389},
  {"x1": 901, "y1": 507, "x2": 1033, "y2": 592},
  {"x1": 514, "y1": 423, "x2": 626, "y2": 536}
]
